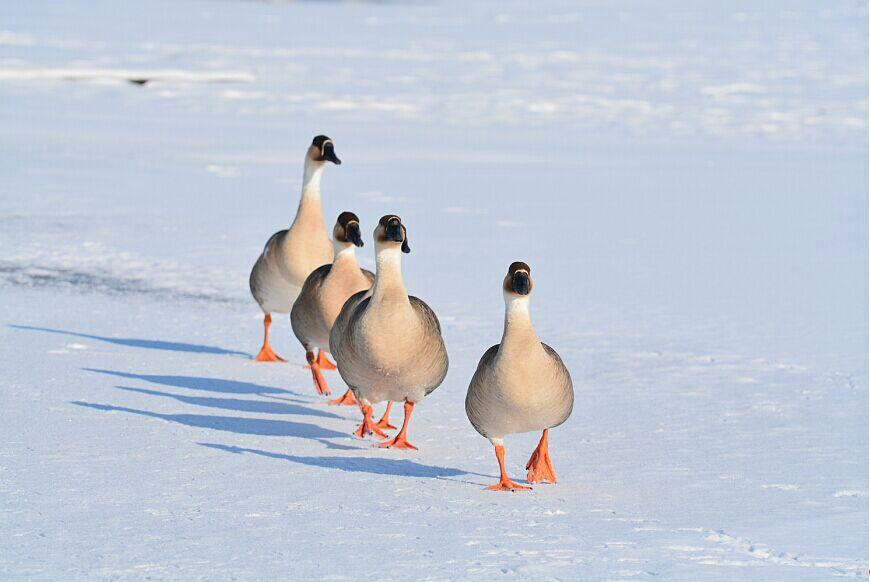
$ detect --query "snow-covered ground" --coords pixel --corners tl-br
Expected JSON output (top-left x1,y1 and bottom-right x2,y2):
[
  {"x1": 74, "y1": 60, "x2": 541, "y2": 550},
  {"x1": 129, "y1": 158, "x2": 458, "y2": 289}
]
[{"x1": 1, "y1": 1, "x2": 867, "y2": 579}]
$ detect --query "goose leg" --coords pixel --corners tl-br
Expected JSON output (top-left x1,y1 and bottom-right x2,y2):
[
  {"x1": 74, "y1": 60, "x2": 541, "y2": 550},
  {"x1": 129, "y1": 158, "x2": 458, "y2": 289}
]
[
  {"x1": 486, "y1": 443, "x2": 532, "y2": 491},
  {"x1": 305, "y1": 350, "x2": 332, "y2": 396},
  {"x1": 373, "y1": 401, "x2": 397, "y2": 430},
  {"x1": 254, "y1": 313, "x2": 285, "y2": 362},
  {"x1": 354, "y1": 403, "x2": 388, "y2": 439},
  {"x1": 326, "y1": 388, "x2": 357, "y2": 406},
  {"x1": 377, "y1": 401, "x2": 417, "y2": 450},
  {"x1": 526, "y1": 429, "x2": 557, "y2": 484},
  {"x1": 306, "y1": 349, "x2": 337, "y2": 371}
]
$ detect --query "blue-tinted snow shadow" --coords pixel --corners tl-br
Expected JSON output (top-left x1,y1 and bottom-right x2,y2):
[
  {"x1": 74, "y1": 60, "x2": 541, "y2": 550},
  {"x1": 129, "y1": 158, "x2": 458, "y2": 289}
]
[
  {"x1": 84, "y1": 368, "x2": 308, "y2": 399},
  {"x1": 199, "y1": 442, "x2": 468, "y2": 479},
  {"x1": 10, "y1": 324, "x2": 250, "y2": 358},
  {"x1": 116, "y1": 386, "x2": 343, "y2": 420},
  {"x1": 72, "y1": 401, "x2": 347, "y2": 442}
]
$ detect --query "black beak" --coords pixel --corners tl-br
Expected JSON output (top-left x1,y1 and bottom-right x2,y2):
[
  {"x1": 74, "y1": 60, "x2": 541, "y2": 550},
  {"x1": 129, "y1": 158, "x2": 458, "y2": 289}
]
[
  {"x1": 385, "y1": 219, "x2": 403, "y2": 242},
  {"x1": 511, "y1": 272, "x2": 531, "y2": 295},
  {"x1": 322, "y1": 142, "x2": 341, "y2": 165},
  {"x1": 345, "y1": 222, "x2": 363, "y2": 247}
]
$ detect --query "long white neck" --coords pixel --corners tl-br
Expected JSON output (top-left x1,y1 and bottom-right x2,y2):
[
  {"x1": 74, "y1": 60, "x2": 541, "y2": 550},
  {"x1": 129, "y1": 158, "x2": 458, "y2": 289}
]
[
  {"x1": 302, "y1": 157, "x2": 325, "y2": 197},
  {"x1": 293, "y1": 157, "x2": 325, "y2": 225},
  {"x1": 331, "y1": 242, "x2": 359, "y2": 267},
  {"x1": 501, "y1": 294, "x2": 539, "y2": 352},
  {"x1": 371, "y1": 246, "x2": 408, "y2": 304}
]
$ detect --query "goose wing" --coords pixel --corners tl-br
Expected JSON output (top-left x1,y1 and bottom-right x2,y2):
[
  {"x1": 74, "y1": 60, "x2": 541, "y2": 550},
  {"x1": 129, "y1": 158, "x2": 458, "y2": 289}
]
[
  {"x1": 290, "y1": 264, "x2": 333, "y2": 347},
  {"x1": 409, "y1": 295, "x2": 448, "y2": 395},
  {"x1": 408, "y1": 295, "x2": 442, "y2": 334},
  {"x1": 541, "y1": 342, "x2": 574, "y2": 428},
  {"x1": 329, "y1": 288, "x2": 371, "y2": 357}
]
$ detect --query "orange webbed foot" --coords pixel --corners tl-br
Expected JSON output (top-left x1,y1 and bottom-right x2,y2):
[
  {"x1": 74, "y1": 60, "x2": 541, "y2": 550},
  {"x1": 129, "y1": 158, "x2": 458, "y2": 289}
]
[
  {"x1": 326, "y1": 389, "x2": 357, "y2": 406},
  {"x1": 375, "y1": 401, "x2": 416, "y2": 449},
  {"x1": 526, "y1": 429, "x2": 557, "y2": 484},
  {"x1": 486, "y1": 479, "x2": 532, "y2": 492},
  {"x1": 486, "y1": 443, "x2": 532, "y2": 491},
  {"x1": 316, "y1": 350, "x2": 337, "y2": 370},
  {"x1": 354, "y1": 421, "x2": 388, "y2": 439},
  {"x1": 374, "y1": 418, "x2": 397, "y2": 431},
  {"x1": 254, "y1": 345, "x2": 285, "y2": 362},
  {"x1": 372, "y1": 401, "x2": 396, "y2": 430},
  {"x1": 255, "y1": 313, "x2": 285, "y2": 362},
  {"x1": 354, "y1": 404, "x2": 389, "y2": 439},
  {"x1": 526, "y1": 450, "x2": 556, "y2": 484},
  {"x1": 376, "y1": 435, "x2": 417, "y2": 450}
]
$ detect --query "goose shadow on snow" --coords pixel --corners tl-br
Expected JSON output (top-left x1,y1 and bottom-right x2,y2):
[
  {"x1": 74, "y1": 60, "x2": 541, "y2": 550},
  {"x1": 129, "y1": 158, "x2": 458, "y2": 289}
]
[
  {"x1": 84, "y1": 368, "x2": 308, "y2": 400},
  {"x1": 71, "y1": 401, "x2": 346, "y2": 441},
  {"x1": 9, "y1": 324, "x2": 250, "y2": 357},
  {"x1": 199, "y1": 442, "x2": 468, "y2": 479},
  {"x1": 78, "y1": 373, "x2": 473, "y2": 481},
  {"x1": 115, "y1": 385, "x2": 342, "y2": 420}
]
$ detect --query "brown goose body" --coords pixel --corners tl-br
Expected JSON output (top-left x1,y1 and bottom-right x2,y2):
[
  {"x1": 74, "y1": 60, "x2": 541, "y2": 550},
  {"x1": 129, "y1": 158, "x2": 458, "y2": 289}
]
[
  {"x1": 466, "y1": 267, "x2": 573, "y2": 444},
  {"x1": 466, "y1": 332, "x2": 573, "y2": 443},
  {"x1": 249, "y1": 222, "x2": 333, "y2": 314},
  {"x1": 329, "y1": 219, "x2": 448, "y2": 407},
  {"x1": 330, "y1": 288, "x2": 447, "y2": 404},
  {"x1": 249, "y1": 136, "x2": 339, "y2": 315}
]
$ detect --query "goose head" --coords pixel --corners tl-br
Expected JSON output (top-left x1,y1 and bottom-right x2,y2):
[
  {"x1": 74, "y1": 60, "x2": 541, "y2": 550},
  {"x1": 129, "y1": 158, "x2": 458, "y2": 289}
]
[
  {"x1": 333, "y1": 211, "x2": 364, "y2": 253},
  {"x1": 375, "y1": 214, "x2": 410, "y2": 254},
  {"x1": 503, "y1": 261, "x2": 533, "y2": 298},
  {"x1": 307, "y1": 135, "x2": 341, "y2": 166}
]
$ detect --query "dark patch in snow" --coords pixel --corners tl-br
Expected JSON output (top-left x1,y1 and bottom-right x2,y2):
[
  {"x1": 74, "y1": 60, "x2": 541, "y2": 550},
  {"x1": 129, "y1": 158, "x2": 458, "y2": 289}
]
[{"x1": 0, "y1": 262, "x2": 243, "y2": 305}]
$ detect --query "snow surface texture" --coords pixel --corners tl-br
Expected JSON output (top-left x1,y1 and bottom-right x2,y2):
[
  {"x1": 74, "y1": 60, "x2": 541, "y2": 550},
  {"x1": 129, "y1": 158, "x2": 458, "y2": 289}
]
[{"x1": 1, "y1": 0, "x2": 867, "y2": 579}]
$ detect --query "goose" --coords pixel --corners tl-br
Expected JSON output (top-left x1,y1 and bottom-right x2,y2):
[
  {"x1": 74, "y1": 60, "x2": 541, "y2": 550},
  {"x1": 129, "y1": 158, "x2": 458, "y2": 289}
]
[
  {"x1": 291, "y1": 211, "x2": 374, "y2": 403},
  {"x1": 465, "y1": 262, "x2": 573, "y2": 491},
  {"x1": 249, "y1": 135, "x2": 341, "y2": 363},
  {"x1": 329, "y1": 215, "x2": 448, "y2": 449}
]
